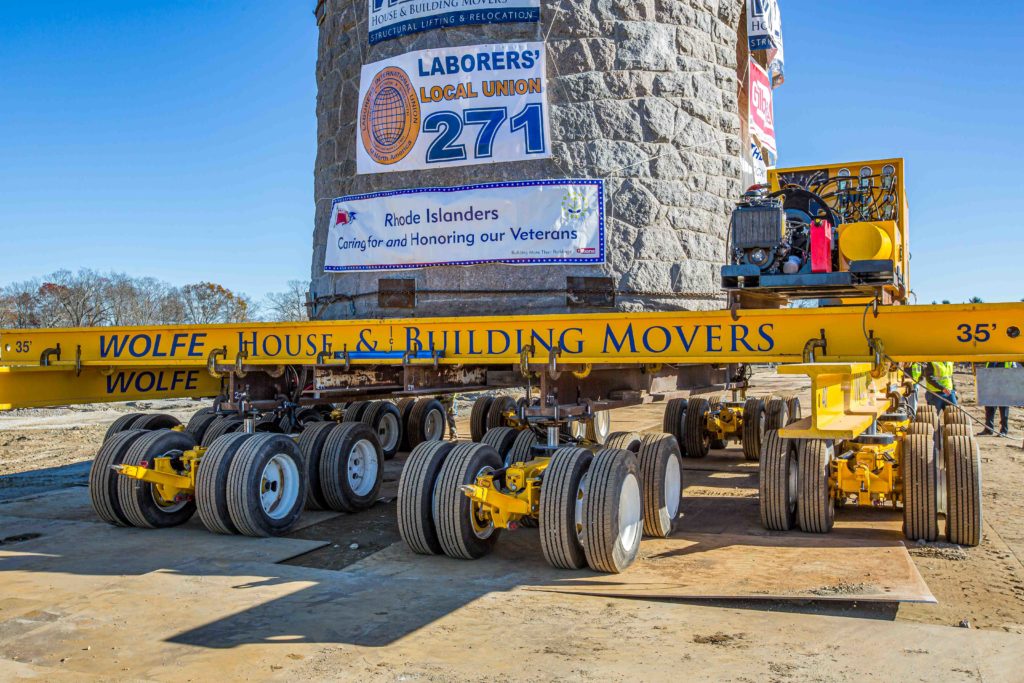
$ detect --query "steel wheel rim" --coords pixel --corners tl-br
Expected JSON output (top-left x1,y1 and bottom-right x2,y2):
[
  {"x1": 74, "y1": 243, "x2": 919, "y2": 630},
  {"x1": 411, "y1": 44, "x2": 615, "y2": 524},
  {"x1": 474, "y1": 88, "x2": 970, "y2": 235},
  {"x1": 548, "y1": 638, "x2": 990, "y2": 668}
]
[
  {"x1": 664, "y1": 456, "x2": 681, "y2": 519},
  {"x1": 470, "y1": 465, "x2": 496, "y2": 539},
  {"x1": 150, "y1": 485, "x2": 187, "y2": 513},
  {"x1": 424, "y1": 408, "x2": 445, "y2": 441},
  {"x1": 377, "y1": 412, "x2": 400, "y2": 452},
  {"x1": 348, "y1": 438, "x2": 379, "y2": 497},
  {"x1": 575, "y1": 472, "x2": 590, "y2": 543},
  {"x1": 618, "y1": 473, "x2": 642, "y2": 550},
  {"x1": 593, "y1": 411, "x2": 611, "y2": 442},
  {"x1": 260, "y1": 452, "x2": 300, "y2": 520}
]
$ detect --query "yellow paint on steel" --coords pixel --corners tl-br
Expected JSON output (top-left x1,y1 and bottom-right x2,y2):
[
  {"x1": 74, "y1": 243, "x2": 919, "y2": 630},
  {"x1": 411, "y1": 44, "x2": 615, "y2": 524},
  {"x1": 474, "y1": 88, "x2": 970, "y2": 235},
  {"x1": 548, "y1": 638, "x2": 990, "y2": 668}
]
[{"x1": 778, "y1": 363, "x2": 892, "y2": 439}]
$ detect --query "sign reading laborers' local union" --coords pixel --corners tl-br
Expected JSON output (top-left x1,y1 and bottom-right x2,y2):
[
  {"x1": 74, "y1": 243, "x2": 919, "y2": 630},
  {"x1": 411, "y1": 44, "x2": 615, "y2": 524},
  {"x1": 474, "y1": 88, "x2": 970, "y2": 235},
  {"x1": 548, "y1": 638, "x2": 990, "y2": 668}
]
[
  {"x1": 324, "y1": 180, "x2": 604, "y2": 272},
  {"x1": 368, "y1": 0, "x2": 540, "y2": 45},
  {"x1": 356, "y1": 42, "x2": 551, "y2": 175}
]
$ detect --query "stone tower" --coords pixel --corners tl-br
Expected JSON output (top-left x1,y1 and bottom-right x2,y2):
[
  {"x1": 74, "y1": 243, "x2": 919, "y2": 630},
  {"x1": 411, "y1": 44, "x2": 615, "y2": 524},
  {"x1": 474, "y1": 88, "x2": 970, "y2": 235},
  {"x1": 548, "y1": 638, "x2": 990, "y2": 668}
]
[{"x1": 311, "y1": 0, "x2": 747, "y2": 319}]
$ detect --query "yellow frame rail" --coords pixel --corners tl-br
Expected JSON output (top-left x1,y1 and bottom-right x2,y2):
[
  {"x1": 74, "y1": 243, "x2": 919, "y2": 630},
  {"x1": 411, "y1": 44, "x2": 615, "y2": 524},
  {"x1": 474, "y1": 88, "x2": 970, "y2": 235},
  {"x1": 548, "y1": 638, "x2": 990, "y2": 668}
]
[{"x1": 1, "y1": 303, "x2": 1022, "y2": 410}]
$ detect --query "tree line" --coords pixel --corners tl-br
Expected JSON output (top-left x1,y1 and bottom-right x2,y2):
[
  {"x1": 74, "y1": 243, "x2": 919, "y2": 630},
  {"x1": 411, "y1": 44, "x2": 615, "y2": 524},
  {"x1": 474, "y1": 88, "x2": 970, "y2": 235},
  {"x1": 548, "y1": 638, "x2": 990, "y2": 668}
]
[{"x1": 0, "y1": 269, "x2": 308, "y2": 328}]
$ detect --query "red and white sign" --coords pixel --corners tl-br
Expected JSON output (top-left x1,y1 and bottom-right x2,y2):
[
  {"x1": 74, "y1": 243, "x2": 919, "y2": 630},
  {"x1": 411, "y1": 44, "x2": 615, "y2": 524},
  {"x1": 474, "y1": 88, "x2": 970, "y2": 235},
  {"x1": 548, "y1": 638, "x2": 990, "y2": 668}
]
[{"x1": 748, "y1": 57, "x2": 776, "y2": 155}]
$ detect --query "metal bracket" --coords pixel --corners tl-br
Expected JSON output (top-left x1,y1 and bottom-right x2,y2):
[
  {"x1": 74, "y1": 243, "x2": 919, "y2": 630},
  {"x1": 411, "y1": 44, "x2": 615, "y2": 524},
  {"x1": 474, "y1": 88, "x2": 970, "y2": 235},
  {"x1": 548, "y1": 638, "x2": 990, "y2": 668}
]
[
  {"x1": 74, "y1": 345, "x2": 82, "y2": 377},
  {"x1": 802, "y1": 330, "x2": 827, "y2": 363},
  {"x1": 234, "y1": 350, "x2": 248, "y2": 379},
  {"x1": 39, "y1": 344, "x2": 61, "y2": 367},
  {"x1": 519, "y1": 344, "x2": 535, "y2": 377},
  {"x1": 547, "y1": 345, "x2": 563, "y2": 380},
  {"x1": 207, "y1": 347, "x2": 227, "y2": 379}
]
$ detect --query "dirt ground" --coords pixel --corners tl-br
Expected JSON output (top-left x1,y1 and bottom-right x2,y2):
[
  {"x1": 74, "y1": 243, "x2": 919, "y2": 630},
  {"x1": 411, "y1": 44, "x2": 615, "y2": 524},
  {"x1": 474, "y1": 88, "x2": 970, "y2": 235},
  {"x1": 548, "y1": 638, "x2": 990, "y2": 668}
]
[{"x1": 2, "y1": 370, "x2": 1024, "y2": 680}]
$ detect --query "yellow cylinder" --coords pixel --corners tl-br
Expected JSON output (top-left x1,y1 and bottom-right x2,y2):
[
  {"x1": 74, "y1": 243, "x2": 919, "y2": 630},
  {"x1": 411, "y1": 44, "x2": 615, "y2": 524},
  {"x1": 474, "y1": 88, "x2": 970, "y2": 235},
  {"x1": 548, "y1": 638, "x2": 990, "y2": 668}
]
[{"x1": 840, "y1": 223, "x2": 892, "y2": 262}]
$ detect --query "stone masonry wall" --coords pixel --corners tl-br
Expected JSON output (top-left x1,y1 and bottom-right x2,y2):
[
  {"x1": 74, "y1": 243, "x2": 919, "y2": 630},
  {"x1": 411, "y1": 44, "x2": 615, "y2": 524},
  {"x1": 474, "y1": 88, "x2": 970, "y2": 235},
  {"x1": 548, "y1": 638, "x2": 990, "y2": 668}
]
[{"x1": 311, "y1": 0, "x2": 745, "y2": 319}]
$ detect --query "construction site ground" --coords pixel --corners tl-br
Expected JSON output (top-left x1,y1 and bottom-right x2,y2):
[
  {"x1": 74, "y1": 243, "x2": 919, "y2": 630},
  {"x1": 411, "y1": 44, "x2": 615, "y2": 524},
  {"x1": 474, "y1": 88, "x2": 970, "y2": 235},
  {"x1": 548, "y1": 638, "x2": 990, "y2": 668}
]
[{"x1": 1, "y1": 370, "x2": 1023, "y2": 681}]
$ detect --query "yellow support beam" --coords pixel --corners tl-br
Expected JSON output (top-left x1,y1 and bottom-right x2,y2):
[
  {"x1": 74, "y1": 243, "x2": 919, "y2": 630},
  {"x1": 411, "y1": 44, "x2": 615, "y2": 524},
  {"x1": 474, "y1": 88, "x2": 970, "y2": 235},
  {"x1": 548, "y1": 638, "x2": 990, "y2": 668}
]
[{"x1": 778, "y1": 363, "x2": 891, "y2": 439}]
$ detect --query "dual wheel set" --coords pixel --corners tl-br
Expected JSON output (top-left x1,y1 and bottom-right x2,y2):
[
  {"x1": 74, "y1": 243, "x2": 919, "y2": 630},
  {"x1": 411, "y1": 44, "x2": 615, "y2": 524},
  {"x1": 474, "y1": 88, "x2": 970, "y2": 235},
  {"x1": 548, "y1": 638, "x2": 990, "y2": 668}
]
[
  {"x1": 397, "y1": 428, "x2": 684, "y2": 573},
  {"x1": 663, "y1": 395, "x2": 802, "y2": 461},
  {"x1": 468, "y1": 394, "x2": 613, "y2": 445},
  {"x1": 758, "y1": 402, "x2": 983, "y2": 546},
  {"x1": 90, "y1": 408, "x2": 389, "y2": 536}
]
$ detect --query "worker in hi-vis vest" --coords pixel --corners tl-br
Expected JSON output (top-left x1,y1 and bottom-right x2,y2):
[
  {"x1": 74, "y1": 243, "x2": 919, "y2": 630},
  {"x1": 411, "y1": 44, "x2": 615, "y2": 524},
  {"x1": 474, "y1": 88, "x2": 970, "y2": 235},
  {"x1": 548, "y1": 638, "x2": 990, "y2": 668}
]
[
  {"x1": 980, "y1": 361, "x2": 1017, "y2": 437},
  {"x1": 907, "y1": 363, "x2": 923, "y2": 413},
  {"x1": 918, "y1": 361, "x2": 957, "y2": 412}
]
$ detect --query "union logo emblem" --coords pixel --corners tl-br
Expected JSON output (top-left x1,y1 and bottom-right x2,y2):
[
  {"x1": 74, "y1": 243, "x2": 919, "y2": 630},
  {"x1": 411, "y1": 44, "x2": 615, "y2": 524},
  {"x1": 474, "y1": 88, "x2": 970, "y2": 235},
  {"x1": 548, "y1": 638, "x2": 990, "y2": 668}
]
[{"x1": 360, "y1": 66, "x2": 420, "y2": 165}]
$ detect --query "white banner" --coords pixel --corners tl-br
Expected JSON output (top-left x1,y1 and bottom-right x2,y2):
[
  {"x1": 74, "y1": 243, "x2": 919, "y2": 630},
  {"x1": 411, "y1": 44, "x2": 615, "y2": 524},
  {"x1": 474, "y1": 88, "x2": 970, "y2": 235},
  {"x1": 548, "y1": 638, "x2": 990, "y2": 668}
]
[
  {"x1": 368, "y1": 0, "x2": 540, "y2": 45},
  {"x1": 324, "y1": 179, "x2": 604, "y2": 272},
  {"x1": 356, "y1": 42, "x2": 551, "y2": 175}
]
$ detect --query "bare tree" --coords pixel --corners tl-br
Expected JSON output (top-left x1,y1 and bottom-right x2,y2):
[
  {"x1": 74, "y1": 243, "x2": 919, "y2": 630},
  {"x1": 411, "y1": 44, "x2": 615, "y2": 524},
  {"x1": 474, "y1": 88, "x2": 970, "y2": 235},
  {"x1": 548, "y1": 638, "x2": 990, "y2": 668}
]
[
  {"x1": 35, "y1": 269, "x2": 111, "y2": 327},
  {"x1": 179, "y1": 282, "x2": 253, "y2": 324},
  {"x1": 263, "y1": 280, "x2": 309, "y2": 322}
]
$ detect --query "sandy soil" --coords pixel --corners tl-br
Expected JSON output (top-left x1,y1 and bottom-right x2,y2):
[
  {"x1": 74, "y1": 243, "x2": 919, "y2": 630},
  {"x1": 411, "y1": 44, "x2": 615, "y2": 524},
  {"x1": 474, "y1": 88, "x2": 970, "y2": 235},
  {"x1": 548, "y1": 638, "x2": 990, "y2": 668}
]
[{"x1": 2, "y1": 370, "x2": 1024, "y2": 649}]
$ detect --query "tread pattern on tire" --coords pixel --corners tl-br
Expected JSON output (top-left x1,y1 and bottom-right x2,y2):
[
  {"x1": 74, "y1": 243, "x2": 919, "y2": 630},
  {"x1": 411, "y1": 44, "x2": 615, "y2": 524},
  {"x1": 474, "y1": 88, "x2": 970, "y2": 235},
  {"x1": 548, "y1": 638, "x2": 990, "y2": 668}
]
[
  {"x1": 89, "y1": 429, "x2": 149, "y2": 525},
  {"x1": 785, "y1": 397, "x2": 801, "y2": 424},
  {"x1": 605, "y1": 431, "x2": 642, "y2": 452},
  {"x1": 196, "y1": 432, "x2": 255, "y2": 534},
  {"x1": 470, "y1": 397, "x2": 495, "y2": 442},
  {"x1": 539, "y1": 447, "x2": 593, "y2": 569},
  {"x1": 945, "y1": 435, "x2": 982, "y2": 546},
  {"x1": 397, "y1": 440, "x2": 458, "y2": 555},
  {"x1": 683, "y1": 397, "x2": 711, "y2": 459},
  {"x1": 481, "y1": 426, "x2": 518, "y2": 460},
  {"x1": 297, "y1": 421, "x2": 339, "y2": 510},
  {"x1": 486, "y1": 396, "x2": 516, "y2": 431},
  {"x1": 408, "y1": 398, "x2": 446, "y2": 448},
  {"x1": 914, "y1": 405, "x2": 938, "y2": 428},
  {"x1": 902, "y1": 432, "x2": 938, "y2": 541},
  {"x1": 185, "y1": 410, "x2": 220, "y2": 443},
  {"x1": 764, "y1": 398, "x2": 788, "y2": 431},
  {"x1": 360, "y1": 400, "x2": 402, "y2": 459},
  {"x1": 741, "y1": 398, "x2": 765, "y2": 461},
  {"x1": 201, "y1": 416, "x2": 244, "y2": 447},
  {"x1": 320, "y1": 422, "x2": 383, "y2": 512},
  {"x1": 432, "y1": 442, "x2": 503, "y2": 560},
  {"x1": 759, "y1": 429, "x2": 796, "y2": 531},
  {"x1": 343, "y1": 400, "x2": 372, "y2": 423},
  {"x1": 637, "y1": 433, "x2": 682, "y2": 538},
  {"x1": 942, "y1": 405, "x2": 969, "y2": 426},
  {"x1": 103, "y1": 413, "x2": 145, "y2": 442},
  {"x1": 797, "y1": 439, "x2": 835, "y2": 534},
  {"x1": 505, "y1": 429, "x2": 539, "y2": 466},
  {"x1": 662, "y1": 398, "x2": 687, "y2": 455},
  {"x1": 582, "y1": 448, "x2": 642, "y2": 573},
  {"x1": 396, "y1": 398, "x2": 416, "y2": 452},
  {"x1": 131, "y1": 413, "x2": 181, "y2": 431}
]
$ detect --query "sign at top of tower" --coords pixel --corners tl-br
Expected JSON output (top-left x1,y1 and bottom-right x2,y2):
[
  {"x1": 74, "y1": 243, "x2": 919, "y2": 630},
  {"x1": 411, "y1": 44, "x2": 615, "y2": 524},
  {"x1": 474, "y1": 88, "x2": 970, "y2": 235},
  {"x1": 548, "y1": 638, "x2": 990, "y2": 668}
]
[{"x1": 368, "y1": 0, "x2": 541, "y2": 45}]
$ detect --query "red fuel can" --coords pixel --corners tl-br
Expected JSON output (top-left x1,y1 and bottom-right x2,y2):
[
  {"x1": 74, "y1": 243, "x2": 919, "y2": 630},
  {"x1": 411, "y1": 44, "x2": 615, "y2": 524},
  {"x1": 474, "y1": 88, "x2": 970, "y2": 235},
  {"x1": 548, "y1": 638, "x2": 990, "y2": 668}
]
[{"x1": 810, "y1": 219, "x2": 834, "y2": 273}]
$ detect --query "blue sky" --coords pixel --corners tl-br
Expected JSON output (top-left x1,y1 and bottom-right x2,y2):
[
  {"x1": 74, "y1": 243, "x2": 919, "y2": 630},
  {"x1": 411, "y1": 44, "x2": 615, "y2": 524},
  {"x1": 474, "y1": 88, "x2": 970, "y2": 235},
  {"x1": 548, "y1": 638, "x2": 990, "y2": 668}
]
[{"x1": 0, "y1": 1, "x2": 1018, "y2": 304}]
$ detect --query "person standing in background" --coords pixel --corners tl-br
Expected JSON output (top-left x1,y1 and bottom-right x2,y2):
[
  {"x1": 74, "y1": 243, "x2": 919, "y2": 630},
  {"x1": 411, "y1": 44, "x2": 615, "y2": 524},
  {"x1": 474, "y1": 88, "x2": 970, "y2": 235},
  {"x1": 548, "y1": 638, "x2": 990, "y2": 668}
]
[
  {"x1": 439, "y1": 394, "x2": 459, "y2": 441},
  {"x1": 921, "y1": 361, "x2": 957, "y2": 411}
]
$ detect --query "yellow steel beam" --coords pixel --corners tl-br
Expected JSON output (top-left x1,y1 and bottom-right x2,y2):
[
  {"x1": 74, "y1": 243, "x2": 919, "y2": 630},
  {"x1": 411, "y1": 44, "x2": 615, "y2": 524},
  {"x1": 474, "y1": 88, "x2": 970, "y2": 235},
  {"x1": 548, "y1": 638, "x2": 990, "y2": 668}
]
[
  {"x1": 778, "y1": 363, "x2": 891, "y2": 439},
  {"x1": 1, "y1": 303, "x2": 1021, "y2": 367}
]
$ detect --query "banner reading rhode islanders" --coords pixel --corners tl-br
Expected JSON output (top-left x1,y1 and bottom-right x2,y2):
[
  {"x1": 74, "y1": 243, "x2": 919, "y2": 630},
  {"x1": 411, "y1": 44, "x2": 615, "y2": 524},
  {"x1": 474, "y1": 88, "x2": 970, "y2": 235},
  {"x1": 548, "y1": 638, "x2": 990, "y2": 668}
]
[
  {"x1": 356, "y1": 42, "x2": 551, "y2": 175},
  {"x1": 324, "y1": 179, "x2": 604, "y2": 272},
  {"x1": 369, "y1": 0, "x2": 540, "y2": 45}
]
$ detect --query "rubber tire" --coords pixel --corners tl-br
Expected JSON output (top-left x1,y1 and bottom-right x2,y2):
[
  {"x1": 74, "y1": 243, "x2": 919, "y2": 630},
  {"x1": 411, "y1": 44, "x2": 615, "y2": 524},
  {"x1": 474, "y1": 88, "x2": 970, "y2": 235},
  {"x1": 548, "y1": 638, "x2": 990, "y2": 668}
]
[
  {"x1": 797, "y1": 439, "x2": 835, "y2": 534},
  {"x1": 906, "y1": 422, "x2": 933, "y2": 436},
  {"x1": 902, "y1": 432, "x2": 938, "y2": 542},
  {"x1": 765, "y1": 398, "x2": 789, "y2": 431},
  {"x1": 943, "y1": 405, "x2": 969, "y2": 426},
  {"x1": 943, "y1": 423, "x2": 971, "y2": 442},
  {"x1": 470, "y1": 396, "x2": 495, "y2": 442},
  {"x1": 662, "y1": 398, "x2": 688, "y2": 455},
  {"x1": 741, "y1": 398, "x2": 765, "y2": 461},
  {"x1": 605, "y1": 431, "x2": 642, "y2": 453},
  {"x1": 185, "y1": 410, "x2": 220, "y2": 443},
  {"x1": 297, "y1": 421, "x2": 339, "y2": 510},
  {"x1": 89, "y1": 429, "x2": 150, "y2": 526},
  {"x1": 486, "y1": 396, "x2": 516, "y2": 430},
  {"x1": 397, "y1": 440, "x2": 458, "y2": 555},
  {"x1": 343, "y1": 400, "x2": 372, "y2": 423},
  {"x1": 945, "y1": 435, "x2": 983, "y2": 546},
  {"x1": 255, "y1": 415, "x2": 284, "y2": 433},
  {"x1": 759, "y1": 429, "x2": 798, "y2": 531},
  {"x1": 117, "y1": 429, "x2": 198, "y2": 529},
  {"x1": 683, "y1": 397, "x2": 711, "y2": 459},
  {"x1": 482, "y1": 427, "x2": 518, "y2": 462},
  {"x1": 914, "y1": 405, "x2": 938, "y2": 428},
  {"x1": 196, "y1": 432, "x2": 256, "y2": 534},
  {"x1": 320, "y1": 422, "x2": 383, "y2": 512},
  {"x1": 432, "y1": 442, "x2": 503, "y2": 560},
  {"x1": 361, "y1": 400, "x2": 403, "y2": 460},
  {"x1": 539, "y1": 447, "x2": 593, "y2": 569},
  {"x1": 227, "y1": 433, "x2": 308, "y2": 537},
  {"x1": 103, "y1": 413, "x2": 145, "y2": 442},
  {"x1": 201, "y1": 416, "x2": 244, "y2": 447},
  {"x1": 396, "y1": 397, "x2": 416, "y2": 452},
  {"x1": 131, "y1": 413, "x2": 181, "y2": 431},
  {"x1": 786, "y1": 397, "x2": 802, "y2": 424},
  {"x1": 505, "y1": 429, "x2": 540, "y2": 466},
  {"x1": 408, "y1": 398, "x2": 447, "y2": 448},
  {"x1": 581, "y1": 448, "x2": 644, "y2": 574},
  {"x1": 638, "y1": 433, "x2": 683, "y2": 538}
]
